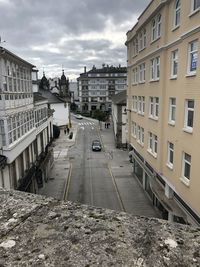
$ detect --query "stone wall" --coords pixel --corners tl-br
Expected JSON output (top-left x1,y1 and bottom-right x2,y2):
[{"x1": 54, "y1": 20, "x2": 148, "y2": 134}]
[{"x1": 0, "y1": 188, "x2": 199, "y2": 266}]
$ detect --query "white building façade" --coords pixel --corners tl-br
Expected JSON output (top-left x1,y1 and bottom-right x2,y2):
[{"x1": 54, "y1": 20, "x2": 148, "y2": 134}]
[{"x1": 0, "y1": 47, "x2": 53, "y2": 193}]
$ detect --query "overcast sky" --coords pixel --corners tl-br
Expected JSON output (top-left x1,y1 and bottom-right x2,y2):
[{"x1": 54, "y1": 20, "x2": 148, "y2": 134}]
[{"x1": 0, "y1": 0, "x2": 149, "y2": 80}]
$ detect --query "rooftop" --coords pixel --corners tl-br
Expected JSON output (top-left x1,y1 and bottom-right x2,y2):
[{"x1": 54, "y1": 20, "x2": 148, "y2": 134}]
[
  {"x1": 0, "y1": 189, "x2": 199, "y2": 266},
  {"x1": 79, "y1": 64, "x2": 127, "y2": 77},
  {"x1": 111, "y1": 90, "x2": 127, "y2": 105}
]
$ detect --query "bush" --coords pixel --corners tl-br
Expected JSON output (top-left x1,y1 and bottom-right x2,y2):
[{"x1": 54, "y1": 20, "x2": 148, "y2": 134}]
[{"x1": 53, "y1": 125, "x2": 60, "y2": 139}]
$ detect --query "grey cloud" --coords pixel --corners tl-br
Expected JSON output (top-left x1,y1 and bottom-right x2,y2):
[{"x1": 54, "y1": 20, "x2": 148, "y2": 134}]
[{"x1": 0, "y1": 0, "x2": 149, "y2": 78}]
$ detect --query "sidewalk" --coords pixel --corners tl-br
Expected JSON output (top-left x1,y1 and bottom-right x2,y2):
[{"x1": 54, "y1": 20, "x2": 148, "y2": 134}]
[
  {"x1": 38, "y1": 122, "x2": 78, "y2": 200},
  {"x1": 39, "y1": 118, "x2": 160, "y2": 219},
  {"x1": 99, "y1": 123, "x2": 160, "y2": 218}
]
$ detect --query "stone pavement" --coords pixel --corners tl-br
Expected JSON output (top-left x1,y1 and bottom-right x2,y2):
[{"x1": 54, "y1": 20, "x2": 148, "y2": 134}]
[
  {"x1": 39, "y1": 118, "x2": 160, "y2": 219},
  {"x1": 38, "y1": 122, "x2": 77, "y2": 200}
]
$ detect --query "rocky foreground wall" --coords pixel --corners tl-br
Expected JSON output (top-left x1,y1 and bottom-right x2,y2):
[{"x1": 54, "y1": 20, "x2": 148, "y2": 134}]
[{"x1": 0, "y1": 188, "x2": 199, "y2": 266}]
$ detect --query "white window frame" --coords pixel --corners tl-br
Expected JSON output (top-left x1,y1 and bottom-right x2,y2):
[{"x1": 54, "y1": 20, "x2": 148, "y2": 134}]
[
  {"x1": 157, "y1": 14, "x2": 161, "y2": 38},
  {"x1": 187, "y1": 40, "x2": 198, "y2": 75},
  {"x1": 132, "y1": 122, "x2": 137, "y2": 138},
  {"x1": 143, "y1": 29, "x2": 146, "y2": 48},
  {"x1": 171, "y1": 50, "x2": 178, "y2": 78},
  {"x1": 132, "y1": 96, "x2": 137, "y2": 112},
  {"x1": 151, "y1": 19, "x2": 156, "y2": 41},
  {"x1": 138, "y1": 29, "x2": 146, "y2": 51},
  {"x1": 138, "y1": 96, "x2": 145, "y2": 115},
  {"x1": 167, "y1": 142, "x2": 174, "y2": 169},
  {"x1": 151, "y1": 14, "x2": 161, "y2": 41},
  {"x1": 133, "y1": 37, "x2": 139, "y2": 56},
  {"x1": 174, "y1": 0, "x2": 181, "y2": 28},
  {"x1": 149, "y1": 97, "x2": 159, "y2": 119},
  {"x1": 181, "y1": 152, "x2": 191, "y2": 185},
  {"x1": 184, "y1": 99, "x2": 194, "y2": 132},
  {"x1": 191, "y1": 0, "x2": 200, "y2": 12},
  {"x1": 168, "y1": 98, "x2": 176, "y2": 125},
  {"x1": 141, "y1": 96, "x2": 145, "y2": 115},
  {"x1": 150, "y1": 57, "x2": 160, "y2": 81},
  {"x1": 149, "y1": 97, "x2": 154, "y2": 117},
  {"x1": 137, "y1": 125, "x2": 144, "y2": 145},
  {"x1": 148, "y1": 132, "x2": 158, "y2": 157},
  {"x1": 132, "y1": 67, "x2": 138, "y2": 84},
  {"x1": 139, "y1": 63, "x2": 145, "y2": 83}
]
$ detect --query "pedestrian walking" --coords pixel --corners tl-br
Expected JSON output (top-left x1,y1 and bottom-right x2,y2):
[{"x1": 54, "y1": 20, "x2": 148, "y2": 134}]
[{"x1": 64, "y1": 128, "x2": 67, "y2": 134}]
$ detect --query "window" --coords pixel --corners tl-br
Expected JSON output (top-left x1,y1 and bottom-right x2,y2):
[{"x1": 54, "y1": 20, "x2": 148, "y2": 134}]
[
  {"x1": 132, "y1": 122, "x2": 137, "y2": 137},
  {"x1": 149, "y1": 97, "x2": 159, "y2": 119},
  {"x1": 192, "y1": 0, "x2": 200, "y2": 11},
  {"x1": 171, "y1": 50, "x2": 178, "y2": 78},
  {"x1": 152, "y1": 19, "x2": 156, "y2": 41},
  {"x1": 157, "y1": 14, "x2": 161, "y2": 37},
  {"x1": 137, "y1": 125, "x2": 144, "y2": 145},
  {"x1": 148, "y1": 132, "x2": 158, "y2": 157},
  {"x1": 143, "y1": 29, "x2": 146, "y2": 48},
  {"x1": 169, "y1": 98, "x2": 176, "y2": 124},
  {"x1": 150, "y1": 57, "x2": 160, "y2": 81},
  {"x1": 132, "y1": 67, "x2": 138, "y2": 84},
  {"x1": 138, "y1": 96, "x2": 145, "y2": 115},
  {"x1": 182, "y1": 152, "x2": 191, "y2": 182},
  {"x1": 133, "y1": 37, "x2": 139, "y2": 56},
  {"x1": 139, "y1": 63, "x2": 145, "y2": 83},
  {"x1": 167, "y1": 142, "x2": 174, "y2": 168},
  {"x1": 132, "y1": 96, "x2": 137, "y2": 112},
  {"x1": 184, "y1": 99, "x2": 194, "y2": 132},
  {"x1": 138, "y1": 29, "x2": 146, "y2": 51},
  {"x1": 187, "y1": 40, "x2": 198, "y2": 74},
  {"x1": 174, "y1": 0, "x2": 180, "y2": 27},
  {"x1": 151, "y1": 14, "x2": 161, "y2": 41}
]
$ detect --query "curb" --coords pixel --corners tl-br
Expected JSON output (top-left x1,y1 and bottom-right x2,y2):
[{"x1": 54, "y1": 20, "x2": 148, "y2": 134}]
[
  {"x1": 107, "y1": 162, "x2": 126, "y2": 212},
  {"x1": 62, "y1": 162, "x2": 72, "y2": 201}
]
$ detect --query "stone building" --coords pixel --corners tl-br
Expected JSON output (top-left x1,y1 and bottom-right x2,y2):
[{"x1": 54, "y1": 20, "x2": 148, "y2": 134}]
[
  {"x1": 126, "y1": 0, "x2": 200, "y2": 226},
  {"x1": 77, "y1": 64, "x2": 127, "y2": 113},
  {"x1": 0, "y1": 46, "x2": 53, "y2": 193}
]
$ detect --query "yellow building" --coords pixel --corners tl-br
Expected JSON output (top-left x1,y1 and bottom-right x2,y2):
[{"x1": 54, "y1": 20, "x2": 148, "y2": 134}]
[{"x1": 126, "y1": 0, "x2": 200, "y2": 225}]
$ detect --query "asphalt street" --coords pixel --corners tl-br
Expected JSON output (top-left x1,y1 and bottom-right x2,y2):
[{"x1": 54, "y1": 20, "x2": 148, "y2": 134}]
[
  {"x1": 39, "y1": 116, "x2": 160, "y2": 219},
  {"x1": 66, "y1": 119, "x2": 122, "y2": 211}
]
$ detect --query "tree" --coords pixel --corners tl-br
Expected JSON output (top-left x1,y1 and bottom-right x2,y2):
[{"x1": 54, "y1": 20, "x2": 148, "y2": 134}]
[{"x1": 92, "y1": 110, "x2": 107, "y2": 122}]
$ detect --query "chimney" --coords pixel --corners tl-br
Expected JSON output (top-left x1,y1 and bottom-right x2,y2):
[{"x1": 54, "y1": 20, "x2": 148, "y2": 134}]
[{"x1": 84, "y1": 66, "x2": 86, "y2": 73}]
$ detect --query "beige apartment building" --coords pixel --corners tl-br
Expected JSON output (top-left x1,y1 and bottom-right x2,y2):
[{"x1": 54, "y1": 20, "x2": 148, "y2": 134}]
[{"x1": 126, "y1": 0, "x2": 200, "y2": 225}]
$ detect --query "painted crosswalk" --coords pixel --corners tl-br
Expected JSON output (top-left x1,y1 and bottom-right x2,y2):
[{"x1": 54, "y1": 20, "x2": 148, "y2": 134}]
[{"x1": 78, "y1": 122, "x2": 96, "y2": 126}]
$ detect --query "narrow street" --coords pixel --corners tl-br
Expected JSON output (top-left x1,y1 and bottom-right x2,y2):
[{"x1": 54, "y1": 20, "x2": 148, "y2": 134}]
[{"x1": 66, "y1": 119, "x2": 122, "y2": 211}]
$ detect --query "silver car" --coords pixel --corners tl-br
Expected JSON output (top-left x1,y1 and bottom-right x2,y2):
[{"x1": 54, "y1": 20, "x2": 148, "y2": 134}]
[{"x1": 92, "y1": 140, "x2": 102, "y2": 151}]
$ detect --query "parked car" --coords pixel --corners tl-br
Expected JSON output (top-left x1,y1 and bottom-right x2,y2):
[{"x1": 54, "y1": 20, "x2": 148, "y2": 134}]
[
  {"x1": 75, "y1": 114, "x2": 83, "y2": 119},
  {"x1": 92, "y1": 140, "x2": 102, "y2": 151}
]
